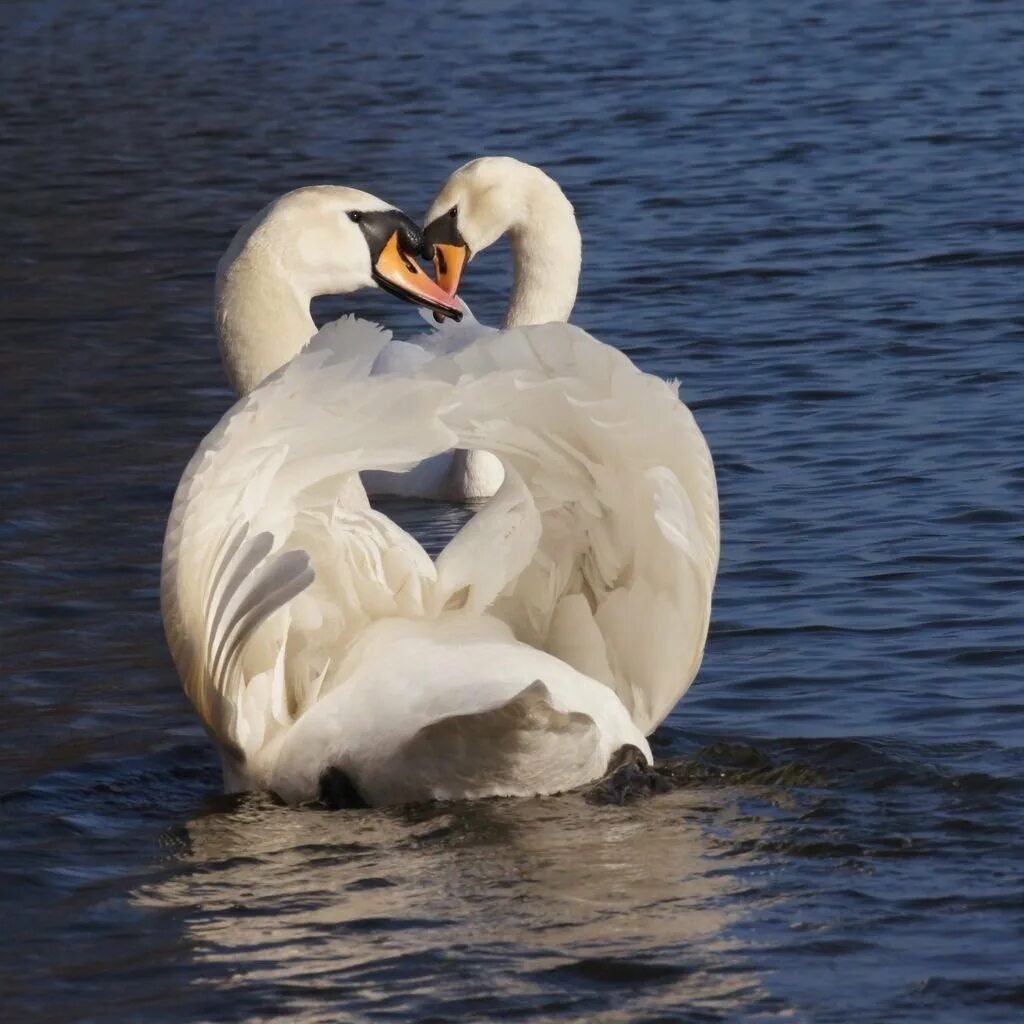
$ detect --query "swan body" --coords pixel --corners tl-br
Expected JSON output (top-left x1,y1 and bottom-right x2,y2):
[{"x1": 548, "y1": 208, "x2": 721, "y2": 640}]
[
  {"x1": 163, "y1": 165, "x2": 719, "y2": 806},
  {"x1": 163, "y1": 318, "x2": 716, "y2": 805}
]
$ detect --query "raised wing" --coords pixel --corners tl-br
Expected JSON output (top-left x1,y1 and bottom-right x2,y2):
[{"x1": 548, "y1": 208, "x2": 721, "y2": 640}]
[
  {"x1": 433, "y1": 321, "x2": 720, "y2": 734},
  {"x1": 163, "y1": 313, "x2": 718, "y2": 771},
  {"x1": 161, "y1": 317, "x2": 457, "y2": 761}
]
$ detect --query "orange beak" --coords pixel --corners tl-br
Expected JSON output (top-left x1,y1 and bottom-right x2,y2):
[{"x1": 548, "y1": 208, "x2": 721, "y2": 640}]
[
  {"x1": 373, "y1": 232, "x2": 463, "y2": 321},
  {"x1": 432, "y1": 242, "x2": 468, "y2": 298}
]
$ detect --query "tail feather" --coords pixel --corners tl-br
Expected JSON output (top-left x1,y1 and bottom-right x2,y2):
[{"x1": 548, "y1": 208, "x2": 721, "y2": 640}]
[{"x1": 387, "y1": 679, "x2": 600, "y2": 801}]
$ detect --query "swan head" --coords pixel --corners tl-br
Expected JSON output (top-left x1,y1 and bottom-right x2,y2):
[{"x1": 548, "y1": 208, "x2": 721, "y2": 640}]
[
  {"x1": 421, "y1": 157, "x2": 580, "y2": 326},
  {"x1": 422, "y1": 158, "x2": 526, "y2": 267},
  {"x1": 219, "y1": 186, "x2": 462, "y2": 320}
]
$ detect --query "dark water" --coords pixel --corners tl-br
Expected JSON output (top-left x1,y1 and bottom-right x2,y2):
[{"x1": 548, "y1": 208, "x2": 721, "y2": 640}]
[{"x1": 2, "y1": 1, "x2": 1022, "y2": 1020}]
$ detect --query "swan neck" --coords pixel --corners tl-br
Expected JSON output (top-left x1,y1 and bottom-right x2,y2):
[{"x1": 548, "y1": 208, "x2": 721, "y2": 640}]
[
  {"x1": 216, "y1": 248, "x2": 317, "y2": 395},
  {"x1": 503, "y1": 184, "x2": 581, "y2": 329}
]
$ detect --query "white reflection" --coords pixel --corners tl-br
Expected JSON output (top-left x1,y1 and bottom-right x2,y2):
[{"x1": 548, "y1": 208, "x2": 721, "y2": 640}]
[{"x1": 137, "y1": 787, "x2": 775, "y2": 1019}]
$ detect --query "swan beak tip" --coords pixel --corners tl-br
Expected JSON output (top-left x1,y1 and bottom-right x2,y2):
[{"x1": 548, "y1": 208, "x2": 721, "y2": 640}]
[
  {"x1": 431, "y1": 242, "x2": 468, "y2": 300},
  {"x1": 372, "y1": 232, "x2": 463, "y2": 321},
  {"x1": 435, "y1": 307, "x2": 463, "y2": 324}
]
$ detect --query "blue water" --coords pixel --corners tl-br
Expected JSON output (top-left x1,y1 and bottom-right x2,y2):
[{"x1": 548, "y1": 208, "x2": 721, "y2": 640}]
[{"x1": 2, "y1": 1, "x2": 1022, "y2": 1020}]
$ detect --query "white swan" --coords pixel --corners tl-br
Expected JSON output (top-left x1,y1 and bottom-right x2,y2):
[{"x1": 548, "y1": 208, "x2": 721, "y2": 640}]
[{"x1": 162, "y1": 170, "x2": 719, "y2": 806}]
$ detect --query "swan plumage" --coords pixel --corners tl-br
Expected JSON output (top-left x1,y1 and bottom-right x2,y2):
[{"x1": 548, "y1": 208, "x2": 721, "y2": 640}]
[
  {"x1": 162, "y1": 315, "x2": 716, "y2": 804},
  {"x1": 362, "y1": 303, "x2": 504, "y2": 500}
]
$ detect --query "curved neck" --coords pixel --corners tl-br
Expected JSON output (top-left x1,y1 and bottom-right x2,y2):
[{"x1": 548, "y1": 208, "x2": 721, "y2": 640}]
[
  {"x1": 503, "y1": 180, "x2": 582, "y2": 329},
  {"x1": 216, "y1": 246, "x2": 317, "y2": 396}
]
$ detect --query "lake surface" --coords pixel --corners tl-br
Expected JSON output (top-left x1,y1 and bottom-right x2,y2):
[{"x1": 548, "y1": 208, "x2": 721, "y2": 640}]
[{"x1": 2, "y1": 1, "x2": 1022, "y2": 1020}]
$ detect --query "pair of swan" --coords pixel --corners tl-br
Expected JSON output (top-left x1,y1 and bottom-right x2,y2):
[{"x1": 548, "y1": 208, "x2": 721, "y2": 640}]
[{"x1": 162, "y1": 157, "x2": 719, "y2": 806}]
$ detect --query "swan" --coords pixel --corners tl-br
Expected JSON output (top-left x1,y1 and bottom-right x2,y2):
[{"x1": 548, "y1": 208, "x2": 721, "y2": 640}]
[{"x1": 162, "y1": 169, "x2": 719, "y2": 807}]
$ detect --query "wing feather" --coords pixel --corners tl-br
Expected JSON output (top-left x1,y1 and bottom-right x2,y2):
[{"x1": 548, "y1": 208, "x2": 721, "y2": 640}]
[
  {"x1": 432, "y1": 321, "x2": 719, "y2": 733},
  {"x1": 161, "y1": 317, "x2": 458, "y2": 758}
]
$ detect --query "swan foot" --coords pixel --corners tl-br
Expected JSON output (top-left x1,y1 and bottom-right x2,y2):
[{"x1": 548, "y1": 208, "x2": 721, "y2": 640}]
[
  {"x1": 587, "y1": 744, "x2": 672, "y2": 805},
  {"x1": 317, "y1": 767, "x2": 370, "y2": 810}
]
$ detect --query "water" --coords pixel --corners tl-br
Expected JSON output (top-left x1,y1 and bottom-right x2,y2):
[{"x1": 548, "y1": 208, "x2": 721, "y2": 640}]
[{"x1": 2, "y1": 1, "x2": 1022, "y2": 1020}]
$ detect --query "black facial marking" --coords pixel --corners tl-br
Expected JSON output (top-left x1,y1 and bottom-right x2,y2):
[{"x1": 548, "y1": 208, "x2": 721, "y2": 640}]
[
  {"x1": 423, "y1": 207, "x2": 468, "y2": 257},
  {"x1": 353, "y1": 208, "x2": 425, "y2": 263}
]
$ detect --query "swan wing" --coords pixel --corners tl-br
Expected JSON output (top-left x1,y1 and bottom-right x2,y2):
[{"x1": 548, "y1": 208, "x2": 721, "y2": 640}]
[
  {"x1": 435, "y1": 321, "x2": 720, "y2": 734},
  {"x1": 363, "y1": 301, "x2": 506, "y2": 500},
  {"x1": 161, "y1": 316, "x2": 458, "y2": 762}
]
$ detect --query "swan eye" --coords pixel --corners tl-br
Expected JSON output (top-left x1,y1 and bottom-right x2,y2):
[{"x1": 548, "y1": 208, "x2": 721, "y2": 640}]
[
  {"x1": 348, "y1": 211, "x2": 363, "y2": 223},
  {"x1": 448, "y1": 206, "x2": 458, "y2": 219}
]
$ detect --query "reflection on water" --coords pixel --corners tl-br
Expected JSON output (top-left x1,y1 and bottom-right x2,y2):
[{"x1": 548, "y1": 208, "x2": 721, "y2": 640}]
[{"x1": 140, "y1": 786, "x2": 765, "y2": 1020}]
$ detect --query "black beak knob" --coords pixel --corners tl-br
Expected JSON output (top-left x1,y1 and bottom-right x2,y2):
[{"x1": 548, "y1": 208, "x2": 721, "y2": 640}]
[{"x1": 396, "y1": 217, "x2": 426, "y2": 258}]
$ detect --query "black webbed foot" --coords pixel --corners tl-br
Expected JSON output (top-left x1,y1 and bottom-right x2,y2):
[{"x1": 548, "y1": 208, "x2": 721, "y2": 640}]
[
  {"x1": 587, "y1": 744, "x2": 673, "y2": 805},
  {"x1": 317, "y1": 767, "x2": 370, "y2": 810}
]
